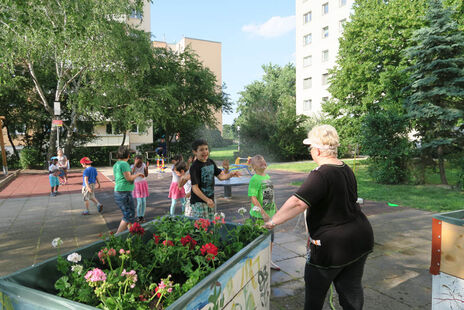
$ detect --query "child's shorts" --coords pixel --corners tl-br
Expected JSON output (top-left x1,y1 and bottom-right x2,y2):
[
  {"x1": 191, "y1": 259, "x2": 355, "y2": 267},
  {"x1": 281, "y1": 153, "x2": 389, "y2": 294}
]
[
  {"x1": 82, "y1": 183, "x2": 96, "y2": 201},
  {"x1": 114, "y1": 191, "x2": 136, "y2": 223},
  {"x1": 49, "y1": 175, "x2": 60, "y2": 187},
  {"x1": 191, "y1": 201, "x2": 214, "y2": 220}
]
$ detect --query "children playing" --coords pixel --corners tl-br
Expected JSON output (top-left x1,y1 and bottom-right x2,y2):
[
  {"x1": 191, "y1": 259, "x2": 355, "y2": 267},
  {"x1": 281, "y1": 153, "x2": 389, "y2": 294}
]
[
  {"x1": 80, "y1": 157, "x2": 103, "y2": 215},
  {"x1": 48, "y1": 157, "x2": 60, "y2": 196},
  {"x1": 175, "y1": 161, "x2": 192, "y2": 216},
  {"x1": 169, "y1": 154, "x2": 185, "y2": 215},
  {"x1": 57, "y1": 148, "x2": 69, "y2": 185},
  {"x1": 189, "y1": 139, "x2": 241, "y2": 220},
  {"x1": 248, "y1": 154, "x2": 280, "y2": 270},
  {"x1": 131, "y1": 155, "x2": 149, "y2": 223}
]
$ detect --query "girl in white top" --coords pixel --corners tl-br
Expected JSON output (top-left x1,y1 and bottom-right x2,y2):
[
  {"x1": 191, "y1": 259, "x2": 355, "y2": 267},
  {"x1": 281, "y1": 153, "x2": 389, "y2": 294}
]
[
  {"x1": 168, "y1": 155, "x2": 185, "y2": 215},
  {"x1": 57, "y1": 149, "x2": 68, "y2": 184}
]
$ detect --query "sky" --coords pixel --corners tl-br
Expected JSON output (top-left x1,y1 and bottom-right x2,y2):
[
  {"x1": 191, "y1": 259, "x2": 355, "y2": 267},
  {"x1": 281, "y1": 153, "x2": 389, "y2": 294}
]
[{"x1": 150, "y1": 1, "x2": 296, "y2": 125}]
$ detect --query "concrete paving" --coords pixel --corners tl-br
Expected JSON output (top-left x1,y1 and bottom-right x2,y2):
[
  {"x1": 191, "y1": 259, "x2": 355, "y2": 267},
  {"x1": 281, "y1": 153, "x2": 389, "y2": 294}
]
[{"x1": 0, "y1": 167, "x2": 435, "y2": 309}]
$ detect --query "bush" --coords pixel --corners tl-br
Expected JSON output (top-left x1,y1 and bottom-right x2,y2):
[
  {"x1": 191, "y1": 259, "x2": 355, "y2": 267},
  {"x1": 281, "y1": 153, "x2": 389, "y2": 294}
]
[
  {"x1": 19, "y1": 147, "x2": 44, "y2": 169},
  {"x1": 5, "y1": 150, "x2": 21, "y2": 170},
  {"x1": 69, "y1": 146, "x2": 120, "y2": 167},
  {"x1": 360, "y1": 111, "x2": 411, "y2": 184}
]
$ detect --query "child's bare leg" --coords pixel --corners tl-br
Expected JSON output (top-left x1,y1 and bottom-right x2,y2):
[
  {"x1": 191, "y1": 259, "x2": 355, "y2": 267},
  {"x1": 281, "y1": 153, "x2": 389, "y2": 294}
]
[
  {"x1": 84, "y1": 200, "x2": 90, "y2": 211},
  {"x1": 116, "y1": 219, "x2": 129, "y2": 234}
]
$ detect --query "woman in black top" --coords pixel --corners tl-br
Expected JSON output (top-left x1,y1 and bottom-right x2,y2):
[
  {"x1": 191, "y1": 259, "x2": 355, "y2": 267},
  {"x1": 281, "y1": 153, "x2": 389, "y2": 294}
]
[{"x1": 264, "y1": 125, "x2": 374, "y2": 310}]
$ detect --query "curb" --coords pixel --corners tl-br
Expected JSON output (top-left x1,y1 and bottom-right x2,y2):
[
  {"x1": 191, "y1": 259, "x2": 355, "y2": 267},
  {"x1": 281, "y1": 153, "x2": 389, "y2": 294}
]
[{"x1": 0, "y1": 170, "x2": 21, "y2": 192}]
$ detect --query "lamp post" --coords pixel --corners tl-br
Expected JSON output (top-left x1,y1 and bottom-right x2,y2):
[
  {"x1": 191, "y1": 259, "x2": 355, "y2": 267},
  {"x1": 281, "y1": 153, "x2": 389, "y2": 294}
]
[{"x1": 237, "y1": 126, "x2": 240, "y2": 154}]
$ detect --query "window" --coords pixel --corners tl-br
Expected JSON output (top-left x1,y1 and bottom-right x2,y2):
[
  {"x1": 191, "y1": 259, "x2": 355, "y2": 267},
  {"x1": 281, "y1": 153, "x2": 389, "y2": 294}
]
[
  {"x1": 303, "y1": 55, "x2": 312, "y2": 67},
  {"x1": 130, "y1": 10, "x2": 143, "y2": 19},
  {"x1": 322, "y1": 73, "x2": 329, "y2": 85},
  {"x1": 303, "y1": 33, "x2": 312, "y2": 46},
  {"x1": 303, "y1": 11, "x2": 312, "y2": 24},
  {"x1": 322, "y1": 3, "x2": 329, "y2": 15},
  {"x1": 322, "y1": 50, "x2": 329, "y2": 62},
  {"x1": 106, "y1": 124, "x2": 113, "y2": 135},
  {"x1": 339, "y1": 19, "x2": 347, "y2": 33},
  {"x1": 131, "y1": 124, "x2": 139, "y2": 133},
  {"x1": 340, "y1": 0, "x2": 347, "y2": 6},
  {"x1": 303, "y1": 99, "x2": 312, "y2": 111},
  {"x1": 322, "y1": 26, "x2": 329, "y2": 38},
  {"x1": 303, "y1": 77, "x2": 312, "y2": 89}
]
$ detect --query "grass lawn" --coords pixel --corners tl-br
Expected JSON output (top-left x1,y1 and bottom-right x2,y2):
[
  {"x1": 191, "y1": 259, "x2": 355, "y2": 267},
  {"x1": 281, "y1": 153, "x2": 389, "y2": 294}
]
[
  {"x1": 269, "y1": 160, "x2": 463, "y2": 213},
  {"x1": 209, "y1": 145, "x2": 238, "y2": 162}
]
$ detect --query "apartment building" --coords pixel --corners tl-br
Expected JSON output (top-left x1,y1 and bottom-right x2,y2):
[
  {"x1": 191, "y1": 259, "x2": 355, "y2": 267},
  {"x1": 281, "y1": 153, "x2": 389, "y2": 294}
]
[
  {"x1": 153, "y1": 37, "x2": 223, "y2": 133},
  {"x1": 295, "y1": 0, "x2": 354, "y2": 116}
]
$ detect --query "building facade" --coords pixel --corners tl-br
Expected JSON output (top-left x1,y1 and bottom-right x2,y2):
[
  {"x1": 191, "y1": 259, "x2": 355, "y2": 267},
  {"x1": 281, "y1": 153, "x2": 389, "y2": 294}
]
[
  {"x1": 295, "y1": 0, "x2": 354, "y2": 116},
  {"x1": 153, "y1": 37, "x2": 223, "y2": 133}
]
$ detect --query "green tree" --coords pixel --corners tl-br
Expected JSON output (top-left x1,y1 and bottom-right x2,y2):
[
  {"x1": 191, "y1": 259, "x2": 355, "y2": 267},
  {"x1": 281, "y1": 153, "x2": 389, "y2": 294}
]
[
  {"x1": 0, "y1": 0, "x2": 150, "y2": 158},
  {"x1": 236, "y1": 64, "x2": 307, "y2": 161},
  {"x1": 146, "y1": 47, "x2": 230, "y2": 154},
  {"x1": 404, "y1": 0, "x2": 464, "y2": 185}
]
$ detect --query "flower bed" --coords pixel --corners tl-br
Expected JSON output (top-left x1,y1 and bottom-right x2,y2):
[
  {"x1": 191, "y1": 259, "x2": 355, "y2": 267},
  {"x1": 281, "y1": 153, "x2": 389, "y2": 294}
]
[{"x1": 0, "y1": 215, "x2": 271, "y2": 309}]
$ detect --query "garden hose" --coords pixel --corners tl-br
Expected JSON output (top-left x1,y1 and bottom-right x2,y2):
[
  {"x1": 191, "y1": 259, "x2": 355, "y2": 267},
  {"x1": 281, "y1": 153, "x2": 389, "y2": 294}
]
[{"x1": 329, "y1": 284, "x2": 336, "y2": 309}]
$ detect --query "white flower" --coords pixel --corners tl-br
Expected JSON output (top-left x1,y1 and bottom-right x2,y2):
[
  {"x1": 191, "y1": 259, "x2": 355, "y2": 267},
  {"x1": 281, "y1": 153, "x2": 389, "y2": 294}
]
[
  {"x1": 67, "y1": 252, "x2": 82, "y2": 263},
  {"x1": 51, "y1": 237, "x2": 63, "y2": 248},
  {"x1": 71, "y1": 264, "x2": 83, "y2": 275},
  {"x1": 214, "y1": 212, "x2": 226, "y2": 219},
  {"x1": 252, "y1": 205, "x2": 261, "y2": 212},
  {"x1": 237, "y1": 207, "x2": 247, "y2": 215}
]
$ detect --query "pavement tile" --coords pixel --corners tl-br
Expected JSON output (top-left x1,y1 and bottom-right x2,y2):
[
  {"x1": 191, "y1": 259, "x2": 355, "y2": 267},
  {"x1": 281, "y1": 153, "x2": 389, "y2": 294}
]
[{"x1": 271, "y1": 279, "x2": 305, "y2": 298}]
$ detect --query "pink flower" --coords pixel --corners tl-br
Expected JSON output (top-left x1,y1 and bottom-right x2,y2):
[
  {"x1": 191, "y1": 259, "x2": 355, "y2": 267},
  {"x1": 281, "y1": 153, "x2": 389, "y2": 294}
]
[
  {"x1": 121, "y1": 269, "x2": 138, "y2": 288},
  {"x1": 84, "y1": 268, "x2": 107, "y2": 283},
  {"x1": 119, "y1": 249, "x2": 125, "y2": 254}
]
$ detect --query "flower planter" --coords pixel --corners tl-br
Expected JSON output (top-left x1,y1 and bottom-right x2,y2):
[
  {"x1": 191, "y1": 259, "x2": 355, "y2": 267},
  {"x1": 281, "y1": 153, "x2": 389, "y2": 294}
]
[
  {"x1": 0, "y1": 218, "x2": 271, "y2": 309},
  {"x1": 430, "y1": 210, "x2": 464, "y2": 310}
]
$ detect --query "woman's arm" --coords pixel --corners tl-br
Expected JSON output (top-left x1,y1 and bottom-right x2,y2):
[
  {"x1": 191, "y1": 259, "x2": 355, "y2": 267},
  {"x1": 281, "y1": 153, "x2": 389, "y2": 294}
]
[
  {"x1": 264, "y1": 195, "x2": 308, "y2": 229},
  {"x1": 123, "y1": 171, "x2": 144, "y2": 182}
]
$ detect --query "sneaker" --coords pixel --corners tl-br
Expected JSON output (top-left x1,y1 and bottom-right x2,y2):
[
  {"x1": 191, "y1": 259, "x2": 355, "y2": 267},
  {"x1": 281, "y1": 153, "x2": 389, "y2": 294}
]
[
  {"x1": 50, "y1": 192, "x2": 55, "y2": 197},
  {"x1": 97, "y1": 204, "x2": 103, "y2": 213},
  {"x1": 82, "y1": 210, "x2": 90, "y2": 215},
  {"x1": 271, "y1": 261, "x2": 281, "y2": 271}
]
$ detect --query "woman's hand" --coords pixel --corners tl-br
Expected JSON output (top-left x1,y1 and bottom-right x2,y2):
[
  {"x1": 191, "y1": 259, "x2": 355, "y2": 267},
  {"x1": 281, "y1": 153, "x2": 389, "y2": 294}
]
[{"x1": 263, "y1": 219, "x2": 276, "y2": 230}]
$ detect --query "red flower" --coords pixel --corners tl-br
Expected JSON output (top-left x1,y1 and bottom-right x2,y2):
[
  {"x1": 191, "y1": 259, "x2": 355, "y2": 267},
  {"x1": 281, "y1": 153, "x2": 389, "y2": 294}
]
[
  {"x1": 201, "y1": 243, "x2": 218, "y2": 261},
  {"x1": 155, "y1": 286, "x2": 161, "y2": 298},
  {"x1": 214, "y1": 216, "x2": 225, "y2": 224},
  {"x1": 194, "y1": 219, "x2": 211, "y2": 231},
  {"x1": 163, "y1": 240, "x2": 174, "y2": 247},
  {"x1": 180, "y1": 235, "x2": 197, "y2": 250},
  {"x1": 153, "y1": 234, "x2": 161, "y2": 244},
  {"x1": 139, "y1": 294, "x2": 147, "y2": 301},
  {"x1": 129, "y1": 222, "x2": 145, "y2": 236}
]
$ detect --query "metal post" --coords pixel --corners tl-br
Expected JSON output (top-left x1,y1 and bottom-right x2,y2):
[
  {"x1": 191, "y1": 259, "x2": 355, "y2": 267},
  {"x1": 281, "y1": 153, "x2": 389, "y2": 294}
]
[{"x1": 0, "y1": 116, "x2": 8, "y2": 175}]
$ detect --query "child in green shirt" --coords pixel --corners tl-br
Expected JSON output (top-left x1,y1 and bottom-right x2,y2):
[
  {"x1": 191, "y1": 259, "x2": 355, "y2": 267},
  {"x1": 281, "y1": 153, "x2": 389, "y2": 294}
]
[{"x1": 248, "y1": 155, "x2": 280, "y2": 270}]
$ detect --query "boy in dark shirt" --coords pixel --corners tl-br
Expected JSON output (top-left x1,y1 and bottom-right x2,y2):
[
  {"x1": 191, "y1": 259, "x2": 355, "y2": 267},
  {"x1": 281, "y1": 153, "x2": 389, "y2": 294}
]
[{"x1": 189, "y1": 139, "x2": 240, "y2": 220}]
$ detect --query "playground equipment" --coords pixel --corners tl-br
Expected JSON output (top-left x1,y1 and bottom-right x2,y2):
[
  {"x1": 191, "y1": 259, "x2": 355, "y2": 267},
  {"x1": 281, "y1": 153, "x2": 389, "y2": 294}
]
[
  {"x1": 156, "y1": 156, "x2": 167, "y2": 173},
  {"x1": 228, "y1": 157, "x2": 253, "y2": 176}
]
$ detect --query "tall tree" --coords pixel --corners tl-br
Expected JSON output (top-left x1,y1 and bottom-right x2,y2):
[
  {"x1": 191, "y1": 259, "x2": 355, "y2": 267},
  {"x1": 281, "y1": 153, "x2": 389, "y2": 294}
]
[
  {"x1": 404, "y1": 0, "x2": 464, "y2": 185},
  {"x1": 146, "y1": 47, "x2": 230, "y2": 154},
  {"x1": 236, "y1": 64, "x2": 307, "y2": 161},
  {"x1": 0, "y1": 0, "x2": 150, "y2": 158}
]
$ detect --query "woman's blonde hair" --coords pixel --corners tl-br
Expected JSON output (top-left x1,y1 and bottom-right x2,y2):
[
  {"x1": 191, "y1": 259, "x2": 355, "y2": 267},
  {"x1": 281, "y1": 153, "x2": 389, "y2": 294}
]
[{"x1": 306, "y1": 125, "x2": 340, "y2": 157}]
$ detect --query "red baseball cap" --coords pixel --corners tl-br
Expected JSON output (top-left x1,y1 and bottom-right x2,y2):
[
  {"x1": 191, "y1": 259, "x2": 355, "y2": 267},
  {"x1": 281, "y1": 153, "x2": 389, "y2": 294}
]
[{"x1": 80, "y1": 157, "x2": 93, "y2": 164}]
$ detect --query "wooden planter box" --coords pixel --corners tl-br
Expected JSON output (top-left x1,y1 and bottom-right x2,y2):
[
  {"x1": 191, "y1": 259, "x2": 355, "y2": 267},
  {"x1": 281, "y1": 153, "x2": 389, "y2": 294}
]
[
  {"x1": 0, "y1": 220, "x2": 271, "y2": 309},
  {"x1": 430, "y1": 210, "x2": 464, "y2": 310}
]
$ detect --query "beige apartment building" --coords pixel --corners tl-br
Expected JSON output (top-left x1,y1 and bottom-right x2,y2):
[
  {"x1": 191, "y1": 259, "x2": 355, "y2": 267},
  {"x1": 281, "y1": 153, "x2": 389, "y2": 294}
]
[{"x1": 153, "y1": 37, "x2": 223, "y2": 133}]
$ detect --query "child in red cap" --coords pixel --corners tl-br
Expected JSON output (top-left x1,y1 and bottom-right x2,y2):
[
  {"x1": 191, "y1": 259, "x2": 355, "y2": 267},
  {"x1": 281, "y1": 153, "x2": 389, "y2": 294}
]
[{"x1": 80, "y1": 157, "x2": 103, "y2": 215}]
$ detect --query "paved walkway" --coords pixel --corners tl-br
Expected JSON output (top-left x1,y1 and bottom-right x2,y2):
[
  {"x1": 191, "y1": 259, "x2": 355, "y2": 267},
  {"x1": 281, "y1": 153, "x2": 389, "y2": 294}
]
[{"x1": 0, "y1": 167, "x2": 434, "y2": 309}]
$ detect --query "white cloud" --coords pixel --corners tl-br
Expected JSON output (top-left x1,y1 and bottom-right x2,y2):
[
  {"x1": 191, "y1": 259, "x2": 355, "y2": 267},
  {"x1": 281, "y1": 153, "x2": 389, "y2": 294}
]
[{"x1": 242, "y1": 15, "x2": 295, "y2": 38}]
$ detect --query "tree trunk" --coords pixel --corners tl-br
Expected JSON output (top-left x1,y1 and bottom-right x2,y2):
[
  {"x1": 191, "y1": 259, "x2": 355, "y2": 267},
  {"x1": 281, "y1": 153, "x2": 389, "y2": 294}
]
[
  {"x1": 48, "y1": 124, "x2": 57, "y2": 160},
  {"x1": 5, "y1": 123, "x2": 19, "y2": 157},
  {"x1": 120, "y1": 131, "x2": 126, "y2": 147},
  {"x1": 437, "y1": 146, "x2": 448, "y2": 185}
]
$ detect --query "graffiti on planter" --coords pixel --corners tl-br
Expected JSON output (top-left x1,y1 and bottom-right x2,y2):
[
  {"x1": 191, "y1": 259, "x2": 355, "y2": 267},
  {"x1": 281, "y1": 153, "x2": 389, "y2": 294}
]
[{"x1": 257, "y1": 265, "x2": 270, "y2": 308}]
